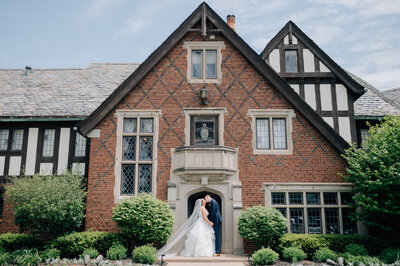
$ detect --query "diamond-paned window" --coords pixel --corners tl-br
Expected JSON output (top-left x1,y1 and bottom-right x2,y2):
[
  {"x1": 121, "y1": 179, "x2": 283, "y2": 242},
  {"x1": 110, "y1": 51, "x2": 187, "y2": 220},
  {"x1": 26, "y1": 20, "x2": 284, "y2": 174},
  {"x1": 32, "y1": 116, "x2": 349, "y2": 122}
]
[
  {"x1": 42, "y1": 129, "x2": 55, "y2": 157},
  {"x1": 192, "y1": 50, "x2": 203, "y2": 79},
  {"x1": 273, "y1": 118, "x2": 287, "y2": 149},
  {"x1": 0, "y1": 129, "x2": 9, "y2": 150},
  {"x1": 206, "y1": 50, "x2": 217, "y2": 78},
  {"x1": 74, "y1": 132, "x2": 86, "y2": 157},
  {"x1": 11, "y1": 129, "x2": 24, "y2": 151},
  {"x1": 255, "y1": 116, "x2": 289, "y2": 151},
  {"x1": 256, "y1": 118, "x2": 270, "y2": 149},
  {"x1": 119, "y1": 116, "x2": 155, "y2": 196},
  {"x1": 121, "y1": 164, "x2": 135, "y2": 195}
]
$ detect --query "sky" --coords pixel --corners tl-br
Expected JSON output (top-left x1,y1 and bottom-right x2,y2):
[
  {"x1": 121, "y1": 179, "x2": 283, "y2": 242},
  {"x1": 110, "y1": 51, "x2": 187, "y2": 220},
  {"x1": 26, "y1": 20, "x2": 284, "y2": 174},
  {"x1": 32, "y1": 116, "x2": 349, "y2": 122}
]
[{"x1": 0, "y1": 0, "x2": 399, "y2": 90}]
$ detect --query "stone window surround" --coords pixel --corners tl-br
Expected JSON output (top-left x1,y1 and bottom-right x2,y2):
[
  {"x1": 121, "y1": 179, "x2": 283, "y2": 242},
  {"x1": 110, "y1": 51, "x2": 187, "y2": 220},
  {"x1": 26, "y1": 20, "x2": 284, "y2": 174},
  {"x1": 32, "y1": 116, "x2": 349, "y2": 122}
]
[
  {"x1": 114, "y1": 110, "x2": 161, "y2": 203},
  {"x1": 183, "y1": 41, "x2": 226, "y2": 84},
  {"x1": 262, "y1": 183, "x2": 362, "y2": 234},
  {"x1": 183, "y1": 107, "x2": 227, "y2": 147},
  {"x1": 247, "y1": 109, "x2": 295, "y2": 155}
]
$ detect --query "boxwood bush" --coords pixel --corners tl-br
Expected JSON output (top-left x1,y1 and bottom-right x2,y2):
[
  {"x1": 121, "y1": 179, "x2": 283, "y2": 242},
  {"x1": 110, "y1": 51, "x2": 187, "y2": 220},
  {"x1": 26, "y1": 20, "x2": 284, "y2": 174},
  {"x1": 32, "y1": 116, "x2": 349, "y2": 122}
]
[
  {"x1": 238, "y1": 206, "x2": 286, "y2": 248},
  {"x1": 279, "y1": 233, "x2": 387, "y2": 259},
  {"x1": 0, "y1": 233, "x2": 42, "y2": 252},
  {"x1": 132, "y1": 245, "x2": 157, "y2": 265},
  {"x1": 251, "y1": 247, "x2": 279, "y2": 265},
  {"x1": 379, "y1": 248, "x2": 400, "y2": 264},
  {"x1": 282, "y1": 246, "x2": 307, "y2": 263},
  {"x1": 345, "y1": 244, "x2": 368, "y2": 256},
  {"x1": 313, "y1": 247, "x2": 339, "y2": 262},
  {"x1": 112, "y1": 193, "x2": 174, "y2": 246},
  {"x1": 82, "y1": 247, "x2": 99, "y2": 259},
  {"x1": 343, "y1": 253, "x2": 382, "y2": 265},
  {"x1": 49, "y1": 231, "x2": 129, "y2": 258},
  {"x1": 106, "y1": 243, "x2": 128, "y2": 260}
]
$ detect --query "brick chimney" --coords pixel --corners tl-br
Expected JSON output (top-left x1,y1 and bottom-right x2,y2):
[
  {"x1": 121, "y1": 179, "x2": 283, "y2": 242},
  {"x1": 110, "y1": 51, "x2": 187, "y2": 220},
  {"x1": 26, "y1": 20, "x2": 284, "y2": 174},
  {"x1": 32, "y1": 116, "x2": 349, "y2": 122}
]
[{"x1": 227, "y1": 15, "x2": 235, "y2": 32}]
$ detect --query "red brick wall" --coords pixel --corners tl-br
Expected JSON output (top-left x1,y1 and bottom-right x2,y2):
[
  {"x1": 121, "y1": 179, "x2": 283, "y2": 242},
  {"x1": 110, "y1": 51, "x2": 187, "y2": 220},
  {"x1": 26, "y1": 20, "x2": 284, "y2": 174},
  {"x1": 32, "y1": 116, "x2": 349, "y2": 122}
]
[{"x1": 85, "y1": 32, "x2": 347, "y2": 232}]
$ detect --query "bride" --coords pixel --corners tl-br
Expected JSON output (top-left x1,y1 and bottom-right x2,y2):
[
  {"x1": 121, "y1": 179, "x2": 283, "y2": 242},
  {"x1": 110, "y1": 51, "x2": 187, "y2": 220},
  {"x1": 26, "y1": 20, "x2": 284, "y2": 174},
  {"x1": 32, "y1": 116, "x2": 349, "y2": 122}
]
[{"x1": 157, "y1": 198, "x2": 215, "y2": 257}]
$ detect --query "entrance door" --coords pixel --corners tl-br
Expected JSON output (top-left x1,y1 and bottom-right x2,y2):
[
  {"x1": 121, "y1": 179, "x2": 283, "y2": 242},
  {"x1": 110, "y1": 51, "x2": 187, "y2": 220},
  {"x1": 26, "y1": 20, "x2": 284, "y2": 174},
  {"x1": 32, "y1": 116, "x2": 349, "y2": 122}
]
[{"x1": 187, "y1": 191, "x2": 222, "y2": 218}]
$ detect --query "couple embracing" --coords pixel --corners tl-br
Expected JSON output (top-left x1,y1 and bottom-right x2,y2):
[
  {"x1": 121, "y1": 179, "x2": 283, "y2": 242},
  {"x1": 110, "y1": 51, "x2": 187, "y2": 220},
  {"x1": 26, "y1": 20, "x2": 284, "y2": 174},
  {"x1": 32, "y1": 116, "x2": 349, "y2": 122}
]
[{"x1": 158, "y1": 195, "x2": 222, "y2": 257}]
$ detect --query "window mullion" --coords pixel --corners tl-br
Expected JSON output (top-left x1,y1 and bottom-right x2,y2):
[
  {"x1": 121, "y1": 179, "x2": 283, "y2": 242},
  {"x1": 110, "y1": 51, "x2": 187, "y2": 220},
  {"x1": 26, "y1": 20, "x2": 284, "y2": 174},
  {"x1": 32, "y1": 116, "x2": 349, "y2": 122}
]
[
  {"x1": 269, "y1": 118, "x2": 273, "y2": 151},
  {"x1": 202, "y1": 49, "x2": 206, "y2": 80}
]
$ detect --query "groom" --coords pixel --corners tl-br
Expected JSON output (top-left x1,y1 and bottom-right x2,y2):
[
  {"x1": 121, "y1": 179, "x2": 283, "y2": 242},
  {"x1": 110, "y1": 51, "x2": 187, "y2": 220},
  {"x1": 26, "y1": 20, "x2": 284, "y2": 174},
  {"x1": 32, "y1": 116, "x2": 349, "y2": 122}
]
[{"x1": 204, "y1": 194, "x2": 222, "y2": 256}]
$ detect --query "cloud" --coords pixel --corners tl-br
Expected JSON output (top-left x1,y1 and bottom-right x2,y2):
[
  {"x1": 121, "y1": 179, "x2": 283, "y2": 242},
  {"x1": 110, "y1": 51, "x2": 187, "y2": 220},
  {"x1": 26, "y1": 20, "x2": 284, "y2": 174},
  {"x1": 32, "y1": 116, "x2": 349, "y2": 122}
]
[
  {"x1": 86, "y1": 0, "x2": 125, "y2": 19},
  {"x1": 116, "y1": 17, "x2": 148, "y2": 37}
]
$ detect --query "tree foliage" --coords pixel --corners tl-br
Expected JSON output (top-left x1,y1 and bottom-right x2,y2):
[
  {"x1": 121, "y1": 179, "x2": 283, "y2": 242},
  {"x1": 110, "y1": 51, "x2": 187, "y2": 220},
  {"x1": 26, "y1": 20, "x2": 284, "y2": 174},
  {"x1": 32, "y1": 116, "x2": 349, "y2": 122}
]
[
  {"x1": 112, "y1": 193, "x2": 174, "y2": 246},
  {"x1": 343, "y1": 115, "x2": 400, "y2": 237},
  {"x1": 5, "y1": 172, "x2": 86, "y2": 238}
]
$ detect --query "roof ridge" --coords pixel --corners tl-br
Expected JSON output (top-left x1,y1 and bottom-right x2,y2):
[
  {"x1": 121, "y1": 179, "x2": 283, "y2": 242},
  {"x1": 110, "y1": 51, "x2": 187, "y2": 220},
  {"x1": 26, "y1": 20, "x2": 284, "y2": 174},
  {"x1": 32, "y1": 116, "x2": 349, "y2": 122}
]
[{"x1": 0, "y1": 63, "x2": 140, "y2": 72}]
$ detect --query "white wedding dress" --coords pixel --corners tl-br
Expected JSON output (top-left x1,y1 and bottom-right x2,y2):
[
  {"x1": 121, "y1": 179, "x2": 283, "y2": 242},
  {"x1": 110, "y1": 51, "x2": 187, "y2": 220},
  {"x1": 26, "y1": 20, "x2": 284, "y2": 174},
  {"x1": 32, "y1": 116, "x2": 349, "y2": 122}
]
[{"x1": 157, "y1": 199, "x2": 215, "y2": 257}]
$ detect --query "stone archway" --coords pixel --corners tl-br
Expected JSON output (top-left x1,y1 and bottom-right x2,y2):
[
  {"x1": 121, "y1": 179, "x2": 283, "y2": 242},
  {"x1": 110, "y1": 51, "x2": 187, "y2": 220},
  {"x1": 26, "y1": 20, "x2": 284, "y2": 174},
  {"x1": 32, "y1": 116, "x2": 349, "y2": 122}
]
[{"x1": 187, "y1": 191, "x2": 222, "y2": 218}]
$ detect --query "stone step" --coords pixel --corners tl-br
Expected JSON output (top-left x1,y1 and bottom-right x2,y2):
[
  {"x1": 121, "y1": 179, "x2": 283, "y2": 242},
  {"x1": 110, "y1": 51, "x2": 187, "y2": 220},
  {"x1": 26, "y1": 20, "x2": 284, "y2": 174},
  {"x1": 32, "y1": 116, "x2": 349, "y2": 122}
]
[{"x1": 159, "y1": 254, "x2": 249, "y2": 265}]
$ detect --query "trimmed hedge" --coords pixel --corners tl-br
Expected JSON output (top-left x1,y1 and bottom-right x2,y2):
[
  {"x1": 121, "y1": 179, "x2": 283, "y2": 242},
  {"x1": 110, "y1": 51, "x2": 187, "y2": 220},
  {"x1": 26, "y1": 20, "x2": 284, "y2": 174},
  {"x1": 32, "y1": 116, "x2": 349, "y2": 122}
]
[
  {"x1": 0, "y1": 233, "x2": 42, "y2": 252},
  {"x1": 279, "y1": 234, "x2": 388, "y2": 259},
  {"x1": 49, "y1": 231, "x2": 129, "y2": 258}
]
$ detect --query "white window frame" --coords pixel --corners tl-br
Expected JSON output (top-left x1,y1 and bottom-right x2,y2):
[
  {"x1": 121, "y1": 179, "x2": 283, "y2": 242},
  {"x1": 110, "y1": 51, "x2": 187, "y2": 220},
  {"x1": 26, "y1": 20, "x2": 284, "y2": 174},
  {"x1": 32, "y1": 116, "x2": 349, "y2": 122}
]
[
  {"x1": 114, "y1": 110, "x2": 161, "y2": 203},
  {"x1": 183, "y1": 107, "x2": 227, "y2": 146},
  {"x1": 183, "y1": 41, "x2": 226, "y2": 84},
  {"x1": 263, "y1": 183, "x2": 364, "y2": 234},
  {"x1": 248, "y1": 109, "x2": 295, "y2": 155}
]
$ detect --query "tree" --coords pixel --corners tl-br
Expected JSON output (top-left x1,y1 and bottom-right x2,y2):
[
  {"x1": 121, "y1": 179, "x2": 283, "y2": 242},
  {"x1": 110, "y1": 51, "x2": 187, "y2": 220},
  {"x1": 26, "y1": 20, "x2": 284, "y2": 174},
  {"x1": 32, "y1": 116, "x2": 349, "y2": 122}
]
[
  {"x1": 343, "y1": 115, "x2": 400, "y2": 238},
  {"x1": 238, "y1": 206, "x2": 287, "y2": 248},
  {"x1": 5, "y1": 172, "x2": 86, "y2": 238},
  {"x1": 112, "y1": 193, "x2": 174, "y2": 246}
]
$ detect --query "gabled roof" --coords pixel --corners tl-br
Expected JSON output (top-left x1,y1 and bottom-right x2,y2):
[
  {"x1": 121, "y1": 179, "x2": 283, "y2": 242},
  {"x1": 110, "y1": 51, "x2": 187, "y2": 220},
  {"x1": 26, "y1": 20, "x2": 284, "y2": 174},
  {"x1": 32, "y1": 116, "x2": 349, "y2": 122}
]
[
  {"x1": 78, "y1": 2, "x2": 349, "y2": 153},
  {"x1": 382, "y1": 87, "x2": 400, "y2": 110},
  {"x1": 260, "y1": 21, "x2": 365, "y2": 99},
  {"x1": 0, "y1": 63, "x2": 139, "y2": 118}
]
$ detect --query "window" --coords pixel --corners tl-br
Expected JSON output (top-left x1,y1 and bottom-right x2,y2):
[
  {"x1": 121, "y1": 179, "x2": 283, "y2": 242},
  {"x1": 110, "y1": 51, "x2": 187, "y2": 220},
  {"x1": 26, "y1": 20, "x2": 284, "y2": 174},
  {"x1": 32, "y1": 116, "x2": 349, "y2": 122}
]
[
  {"x1": 272, "y1": 192, "x2": 286, "y2": 205},
  {"x1": 42, "y1": 129, "x2": 56, "y2": 157},
  {"x1": 183, "y1": 41, "x2": 226, "y2": 83},
  {"x1": 0, "y1": 129, "x2": 9, "y2": 150},
  {"x1": 191, "y1": 116, "x2": 218, "y2": 145},
  {"x1": 285, "y1": 50, "x2": 298, "y2": 72},
  {"x1": 359, "y1": 128, "x2": 370, "y2": 149},
  {"x1": 11, "y1": 129, "x2": 24, "y2": 151},
  {"x1": 265, "y1": 184, "x2": 358, "y2": 234},
  {"x1": 74, "y1": 132, "x2": 86, "y2": 157},
  {"x1": 248, "y1": 109, "x2": 295, "y2": 155},
  {"x1": 115, "y1": 110, "x2": 160, "y2": 201}
]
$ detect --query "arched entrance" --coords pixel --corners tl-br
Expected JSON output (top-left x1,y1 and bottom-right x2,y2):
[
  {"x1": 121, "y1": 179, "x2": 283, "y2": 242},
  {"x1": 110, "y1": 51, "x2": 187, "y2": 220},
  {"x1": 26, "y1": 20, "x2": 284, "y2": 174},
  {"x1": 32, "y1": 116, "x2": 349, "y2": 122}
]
[{"x1": 187, "y1": 191, "x2": 222, "y2": 218}]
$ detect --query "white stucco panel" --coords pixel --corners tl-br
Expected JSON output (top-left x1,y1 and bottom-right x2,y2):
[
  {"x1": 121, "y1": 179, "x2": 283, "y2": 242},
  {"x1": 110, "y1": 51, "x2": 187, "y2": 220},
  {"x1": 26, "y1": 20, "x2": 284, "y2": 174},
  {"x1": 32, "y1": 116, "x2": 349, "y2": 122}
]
[
  {"x1": 72, "y1": 163, "x2": 85, "y2": 176},
  {"x1": 269, "y1": 49, "x2": 281, "y2": 73},
  {"x1": 9, "y1": 156, "x2": 22, "y2": 176},
  {"x1": 57, "y1": 128, "x2": 70, "y2": 175},
  {"x1": 323, "y1": 117, "x2": 334, "y2": 129},
  {"x1": 40, "y1": 163, "x2": 53, "y2": 176},
  {"x1": 304, "y1": 84, "x2": 316, "y2": 110},
  {"x1": 320, "y1": 84, "x2": 332, "y2": 111},
  {"x1": 336, "y1": 84, "x2": 348, "y2": 111},
  {"x1": 25, "y1": 128, "x2": 38, "y2": 175},
  {"x1": 303, "y1": 49, "x2": 315, "y2": 72},
  {"x1": 319, "y1": 61, "x2": 331, "y2": 72},
  {"x1": 0, "y1": 156, "x2": 5, "y2": 176},
  {"x1": 290, "y1": 84, "x2": 300, "y2": 94},
  {"x1": 284, "y1": 34, "x2": 289, "y2": 44},
  {"x1": 339, "y1": 117, "x2": 352, "y2": 143}
]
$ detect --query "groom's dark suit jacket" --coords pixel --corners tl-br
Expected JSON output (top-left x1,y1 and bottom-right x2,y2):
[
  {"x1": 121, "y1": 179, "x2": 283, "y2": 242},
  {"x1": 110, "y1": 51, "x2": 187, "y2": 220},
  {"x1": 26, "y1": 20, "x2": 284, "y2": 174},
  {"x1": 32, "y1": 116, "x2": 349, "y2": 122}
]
[{"x1": 208, "y1": 198, "x2": 222, "y2": 224}]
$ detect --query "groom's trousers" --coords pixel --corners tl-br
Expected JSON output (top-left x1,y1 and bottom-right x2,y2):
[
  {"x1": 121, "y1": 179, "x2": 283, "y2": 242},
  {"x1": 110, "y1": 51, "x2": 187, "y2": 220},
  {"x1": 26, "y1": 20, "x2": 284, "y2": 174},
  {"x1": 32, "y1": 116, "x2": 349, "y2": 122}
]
[{"x1": 213, "y1": 222, "x2": 222, "y2": 254}]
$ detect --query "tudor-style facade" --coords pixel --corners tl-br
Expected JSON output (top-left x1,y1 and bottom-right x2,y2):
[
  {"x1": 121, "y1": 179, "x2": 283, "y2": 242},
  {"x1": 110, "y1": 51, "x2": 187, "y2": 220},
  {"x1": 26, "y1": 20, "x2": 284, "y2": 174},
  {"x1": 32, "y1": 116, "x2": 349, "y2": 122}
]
[{"x1": 0, "y1": 2, "x2": 398, "y2": 253}]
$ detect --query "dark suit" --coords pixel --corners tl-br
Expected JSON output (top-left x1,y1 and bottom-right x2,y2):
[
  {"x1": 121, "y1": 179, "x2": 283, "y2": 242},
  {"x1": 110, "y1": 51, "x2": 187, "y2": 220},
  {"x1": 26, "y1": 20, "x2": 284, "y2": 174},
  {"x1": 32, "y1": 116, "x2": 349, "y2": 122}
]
[{"x1": 208, "y1": 198, "x2": 222, "y2": 254}]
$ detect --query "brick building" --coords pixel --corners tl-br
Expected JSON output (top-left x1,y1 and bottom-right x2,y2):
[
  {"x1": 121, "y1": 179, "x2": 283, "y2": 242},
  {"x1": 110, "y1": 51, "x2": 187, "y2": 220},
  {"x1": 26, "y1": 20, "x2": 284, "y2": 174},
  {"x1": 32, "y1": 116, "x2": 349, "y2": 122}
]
[{"x1": 0, "y1": 2, "x2": 399, "y2": 254}]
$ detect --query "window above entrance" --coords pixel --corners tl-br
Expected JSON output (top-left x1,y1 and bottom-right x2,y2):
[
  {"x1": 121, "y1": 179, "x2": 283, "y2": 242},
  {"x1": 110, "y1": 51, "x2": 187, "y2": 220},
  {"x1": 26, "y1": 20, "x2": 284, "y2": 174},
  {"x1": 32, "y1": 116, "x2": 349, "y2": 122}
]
[{"x1": 183, "y1": 42, "x2": 226, "y2": 84}]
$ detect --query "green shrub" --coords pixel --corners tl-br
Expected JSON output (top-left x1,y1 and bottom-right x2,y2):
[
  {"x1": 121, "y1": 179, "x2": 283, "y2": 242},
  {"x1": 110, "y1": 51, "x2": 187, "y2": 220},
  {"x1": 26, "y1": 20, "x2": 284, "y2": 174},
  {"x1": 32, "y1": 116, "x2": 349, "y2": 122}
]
[
  {"x1": 14, "y1": 249, "x2": 42, "y2": 266},
  {"x1": 82, "y1": 247, "x2": 99, "y2": 259},
  {"x1": 40, "y1": 248, "x2": 61, "y2": 260},
  {"x1": 238, "y1": 206, "x2": 286, "y2": 248},
  {"x1": 132, "y1": 245, "x2": 157, "y2": 265},
  {"x1": 0, "y1": 233, "x2": 42, "y2": 252},
  {"x1": 279, "y1": 233, "x2": 387, "y2": 258},
  {"x1": 379, "y1": 248, "x2": 400, "y2": 264},
  {"x1": 5, "y1": 172, "x2": 86, "y2": 238},
  {"x1": 345, "y1": 243, "x2": 368, "y2": 256},
  {"x1": 251, "y1": 247, "x2": 279, "y2": 265},
  {"x1": 106, "y1": 243, "x2": 128, "y2": 260},
  {"x1": 112, "y1": 193, "x2": 174, "y2": 246},
  {"x1": 343, "y1": 253, "x2": 382, "y2": 265},
  {"x1": 0, "y1": 252, "x2": 11, "y2": 265},
  {"x1": 314, "y1": 247, "x2": 338, "y2": 262},
  {"x1": 282, "y1": 246, "x2": 307, "y2": 263},
  {"x1": 49, "y1": 231, "x2": 128, "y2": 258}
]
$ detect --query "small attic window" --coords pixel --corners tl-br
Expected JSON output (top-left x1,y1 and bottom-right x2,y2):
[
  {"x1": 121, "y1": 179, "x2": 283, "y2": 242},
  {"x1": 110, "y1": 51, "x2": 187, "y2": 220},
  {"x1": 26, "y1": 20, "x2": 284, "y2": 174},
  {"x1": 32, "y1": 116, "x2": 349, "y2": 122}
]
[
  {"x1": 183, "y1": 41, "x2": 226, "y2": 84},
  {"x1": 285, "y1": 50, "x2": 298, "y2": 72}
]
